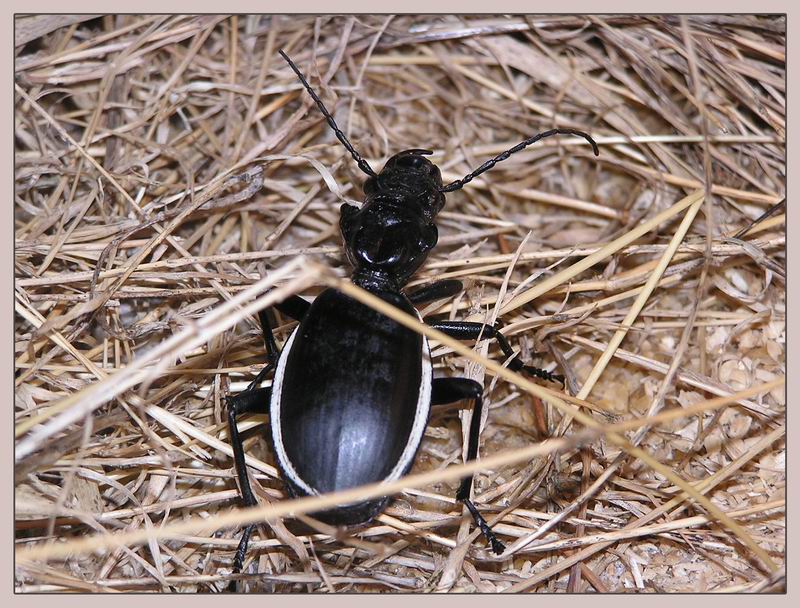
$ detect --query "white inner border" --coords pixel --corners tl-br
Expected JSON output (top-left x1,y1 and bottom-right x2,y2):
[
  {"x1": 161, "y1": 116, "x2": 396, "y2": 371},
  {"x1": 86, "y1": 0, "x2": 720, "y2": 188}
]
[{"x1": 270, "y1": 316, "x2": 432, "y2": 501}]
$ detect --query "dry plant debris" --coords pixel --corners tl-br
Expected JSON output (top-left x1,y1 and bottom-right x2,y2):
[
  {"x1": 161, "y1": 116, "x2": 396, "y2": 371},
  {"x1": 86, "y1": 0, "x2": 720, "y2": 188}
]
[{"x1": 14, "y1": 14, "x2": 785, "y2": 593}]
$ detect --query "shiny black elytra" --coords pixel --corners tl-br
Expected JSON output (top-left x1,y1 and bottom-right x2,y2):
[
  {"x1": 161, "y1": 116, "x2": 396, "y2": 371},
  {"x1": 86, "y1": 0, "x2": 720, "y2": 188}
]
[{"x1": 226, "y1": 50, "x2": 599, "y2": 577}]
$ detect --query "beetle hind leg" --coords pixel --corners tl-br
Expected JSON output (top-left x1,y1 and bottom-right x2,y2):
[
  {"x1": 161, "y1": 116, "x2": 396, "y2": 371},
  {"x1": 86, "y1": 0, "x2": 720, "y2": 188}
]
[
  {"x1": 226, "y1": 386, "x2": 272, "y2": 582},
  {"x1": 431, "y1": 377, "x2": 506, "y2": 555},
  {"x1": 225, "y1": 301, "x2": 309, "y2": 587}
]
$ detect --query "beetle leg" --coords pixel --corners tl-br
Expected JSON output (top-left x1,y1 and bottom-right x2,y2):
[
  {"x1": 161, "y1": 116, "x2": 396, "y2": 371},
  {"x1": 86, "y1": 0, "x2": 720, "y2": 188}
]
[
  {"x1": 431, "y1": 377, "x2": 506, "y2": 555},
  {"x1": 226, "y1": 387, "x2": 272, "y2": 578},
  {"x1": 254, "y1": 294, "x2": 310, "y2": 375},
  {"x1": 257, "y1": 309, "x2": 280, "y2": 368},
  {"x1": 274, "y1": 294, "x2": 311, "y2": 322},
  {"x1": 427, "y1": 321, "x2": 564, "y2": 385},
  {"x1": 405, "y1": 279, "x2": 463, "y2": 305},
  {"x1": 226, "y1": 298, "x2": 309, "y2": 583},
  {"x1": 241, "y1": 310, "x2": 282, "y2": 392},
  {"x1": 245, "y1": 362, "x2": 273, "y2": 393},
  {"x1": 247, "y1": 295, "x2": 310, "y2": 383},
  {"x1": 253, "y1": 296, "x2": 310, "y2": 382}
]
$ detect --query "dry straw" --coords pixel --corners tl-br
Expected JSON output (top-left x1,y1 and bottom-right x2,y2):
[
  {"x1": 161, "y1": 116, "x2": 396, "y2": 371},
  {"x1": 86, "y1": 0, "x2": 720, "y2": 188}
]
[{"x1": 15, "y1": 15, "x2": 784, "y2": 593}]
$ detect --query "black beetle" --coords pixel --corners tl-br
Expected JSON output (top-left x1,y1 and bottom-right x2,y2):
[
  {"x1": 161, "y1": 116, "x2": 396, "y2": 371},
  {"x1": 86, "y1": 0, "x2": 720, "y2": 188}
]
[{"x1": 225, "y1": 50, "x2": 599, "y2": 576}]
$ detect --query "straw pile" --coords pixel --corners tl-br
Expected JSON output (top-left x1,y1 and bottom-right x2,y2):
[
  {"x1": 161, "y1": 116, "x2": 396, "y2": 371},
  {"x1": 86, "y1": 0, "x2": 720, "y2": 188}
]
[{"x1": 15, "y1": 15, "x2": 785, "y2": 593}]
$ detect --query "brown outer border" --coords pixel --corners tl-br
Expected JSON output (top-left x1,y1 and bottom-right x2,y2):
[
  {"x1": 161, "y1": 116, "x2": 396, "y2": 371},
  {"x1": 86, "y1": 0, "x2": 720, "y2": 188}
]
[{"x1": 5, "y1": 4, "x2": 793, "y2": 604}]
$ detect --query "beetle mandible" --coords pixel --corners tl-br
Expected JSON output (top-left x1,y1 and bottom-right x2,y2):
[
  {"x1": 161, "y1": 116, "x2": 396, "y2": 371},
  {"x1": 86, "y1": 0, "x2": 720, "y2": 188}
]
[{"x1": 225, "y1": 49, "x2": 599, "y2": 577}]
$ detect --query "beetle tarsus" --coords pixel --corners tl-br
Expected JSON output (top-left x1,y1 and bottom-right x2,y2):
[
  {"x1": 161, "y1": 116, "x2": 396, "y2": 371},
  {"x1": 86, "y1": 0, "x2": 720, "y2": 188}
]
[
  {"x1": 511, "y1": 358, "x2": 565, "y2": 385},
  {"x1": 233, "y1": 523, "x2": 255, "y2": 575},
  {"x1": 226, "y1": 523, "x2": 255, "y2": 592},
  {"x1": 462, "y1": 498, "x2": 506, "y2": 555}
]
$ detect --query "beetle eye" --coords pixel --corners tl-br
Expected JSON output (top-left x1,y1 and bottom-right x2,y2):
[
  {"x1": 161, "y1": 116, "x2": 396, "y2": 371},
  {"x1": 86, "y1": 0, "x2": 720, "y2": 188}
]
[{"x1": 397, "y1": 154, "x2": 428, "y2": 170}]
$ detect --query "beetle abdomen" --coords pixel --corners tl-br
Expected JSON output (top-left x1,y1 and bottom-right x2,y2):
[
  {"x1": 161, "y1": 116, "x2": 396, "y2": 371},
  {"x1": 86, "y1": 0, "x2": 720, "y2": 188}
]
[{"x1": 270, "y1": 288, "x2": 431, "y2": 522}]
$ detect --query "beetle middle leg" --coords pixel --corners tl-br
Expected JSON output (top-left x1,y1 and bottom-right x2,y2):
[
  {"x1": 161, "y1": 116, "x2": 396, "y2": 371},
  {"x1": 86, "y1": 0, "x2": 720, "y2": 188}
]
[
  {"x1": 427, "y1": 320, "x2": 564, "y2": 384},
  {"x1": 244, "y1": 296, "x2": 310, "y2": 386},
  {"x1": 274, "y1": 294, "x2": 311, "y2": 323},
  {"x1": 431, "y1": 377, "x2": 506, "y2": 555}
]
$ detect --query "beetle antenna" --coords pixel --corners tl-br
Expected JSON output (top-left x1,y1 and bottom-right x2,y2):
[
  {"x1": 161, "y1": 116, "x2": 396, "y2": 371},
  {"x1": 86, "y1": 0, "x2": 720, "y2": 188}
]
[
  {"x1": 439, "y1": 128, "x2": 599, "y2": 193},
  {"x1": 279, "y1": 50, "x2": 377, "y2": 178}
]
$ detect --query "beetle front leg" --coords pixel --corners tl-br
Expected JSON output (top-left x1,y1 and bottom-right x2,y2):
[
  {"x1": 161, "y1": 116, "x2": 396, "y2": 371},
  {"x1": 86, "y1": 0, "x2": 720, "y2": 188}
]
[
  {"x1": 405, "y1": 279, "x2": 463, "y2": 305},
  {"x1": 431, "y1": 377, "x2": 505, "y2": 555},
  {"x1": 427, "y1": 320, "x2": 564, "y2": 385}
]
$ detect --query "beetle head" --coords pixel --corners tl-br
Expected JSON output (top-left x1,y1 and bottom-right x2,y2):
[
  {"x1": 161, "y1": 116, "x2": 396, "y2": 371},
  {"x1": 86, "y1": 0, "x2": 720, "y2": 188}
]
[{"x1": 362, "y1": 150, "x2": 445, "y2": 221}]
